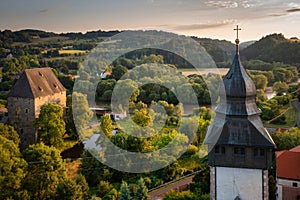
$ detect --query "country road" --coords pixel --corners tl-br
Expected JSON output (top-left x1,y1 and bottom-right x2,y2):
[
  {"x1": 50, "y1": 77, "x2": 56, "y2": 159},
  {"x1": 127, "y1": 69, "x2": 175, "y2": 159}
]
[{"x1": 148, "y1": 175, "x2": 195, "y2": 200}]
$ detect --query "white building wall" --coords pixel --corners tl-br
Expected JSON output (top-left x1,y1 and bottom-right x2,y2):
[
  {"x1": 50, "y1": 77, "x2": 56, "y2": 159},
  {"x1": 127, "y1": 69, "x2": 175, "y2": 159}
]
[
  {"x1": 276, "y1": 178, "x2": 300, "y2": 200},
  {"x1": 216, "y1": 167, "x2": 263, "y2": 200}
]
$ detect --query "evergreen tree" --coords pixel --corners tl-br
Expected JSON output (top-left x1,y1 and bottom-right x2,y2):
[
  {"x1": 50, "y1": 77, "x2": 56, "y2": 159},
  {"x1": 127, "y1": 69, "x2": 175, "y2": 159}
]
[
  {"x1": 134, "y1": 178, "x2": 150, "y2": 200},
  {"x1": 119, "y1": 181, "x2": 131, "y2": 200}
]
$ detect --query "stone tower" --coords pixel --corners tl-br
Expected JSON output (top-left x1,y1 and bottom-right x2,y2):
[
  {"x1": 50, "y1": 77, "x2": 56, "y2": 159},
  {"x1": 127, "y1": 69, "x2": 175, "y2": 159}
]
[
  {"x1": 204, "y1": 26, "x2": 275, "y2": 200},
  {"x1": 8, "y1": 67, "x2": 66, "y2": 148}
]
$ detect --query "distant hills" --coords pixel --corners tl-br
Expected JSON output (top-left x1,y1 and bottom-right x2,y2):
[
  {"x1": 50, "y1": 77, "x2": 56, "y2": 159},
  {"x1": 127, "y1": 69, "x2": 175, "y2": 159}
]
[
  {"x1": 241, "y1": 33, "x2": 300, "y2": 66},
  {"x1": 0, "y1": 29, "x2": 122, "y2": 43},
  {"x1": 1, "y1": 29, "x2": 299, "y2": 66}
]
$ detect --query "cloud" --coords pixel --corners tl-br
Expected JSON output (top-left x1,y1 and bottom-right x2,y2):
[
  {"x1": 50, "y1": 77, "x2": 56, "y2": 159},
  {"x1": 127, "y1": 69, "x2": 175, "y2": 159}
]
[
  {"x1": 269, "y1": 13, "x2": 287, "y2": 17},
  {"x1": 39, "y1": 6, "x2": 63, "y2": 14},
  {"x1": 205, "y1": 1, "x2": 238, "y2": 9},
  {"x1": 286, "y1": 8, "x2": 300, "y2": 13},
  {"x1": 39, "y1": 9, "x2": 50, "y2": 13},
  {"x1": 204, "y1": 0, "x2": 257, "y2": 9},
  {"x1": 162, "y1": 19, "x2": 237, "y2": 31}
]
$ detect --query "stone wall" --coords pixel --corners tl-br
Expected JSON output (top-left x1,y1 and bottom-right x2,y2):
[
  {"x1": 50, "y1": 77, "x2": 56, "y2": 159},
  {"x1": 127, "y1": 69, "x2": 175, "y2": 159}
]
[
  {"x1": 210, "y1": 166, "x2": 216, "y2": 200},
  {"x1": 8, "y1": 97, "x2": 36, "y2": 148},
  {"x1": 8, "y1": 91, "x2": 66, "y2": 148},
  {"x1": 34, "y1": 91, "x2": 66, "y2": 117}
]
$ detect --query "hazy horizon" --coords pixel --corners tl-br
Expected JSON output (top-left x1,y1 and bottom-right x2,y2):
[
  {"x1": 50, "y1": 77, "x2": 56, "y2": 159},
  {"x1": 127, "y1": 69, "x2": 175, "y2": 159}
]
[{"x1": 1, "y1": 0, "x2": 300, "y2": 42}]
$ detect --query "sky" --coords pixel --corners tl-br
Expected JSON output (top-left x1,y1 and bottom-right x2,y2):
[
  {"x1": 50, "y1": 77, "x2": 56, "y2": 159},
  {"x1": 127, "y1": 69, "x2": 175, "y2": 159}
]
[{"x1": 1, "y1": 0, "x2": 300, "y2": 42}]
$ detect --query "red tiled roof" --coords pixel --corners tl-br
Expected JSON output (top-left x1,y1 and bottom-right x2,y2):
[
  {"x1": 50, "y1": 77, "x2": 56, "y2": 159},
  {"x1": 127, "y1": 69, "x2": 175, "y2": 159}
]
[
  {"x1": 290, "y1": 145, "x2": 300, "y2": 153},
  {"x1": 276, "y1": 148, "x2": 300, "y2": 180},
  {"x1": 276, "y1": 150, "x2": 287, "y2": 158}
]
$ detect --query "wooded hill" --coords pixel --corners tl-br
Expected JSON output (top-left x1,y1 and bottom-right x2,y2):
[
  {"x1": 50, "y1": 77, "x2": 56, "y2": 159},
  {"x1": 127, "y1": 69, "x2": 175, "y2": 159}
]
[
  {"x1": 1, "y1": 29, "x2": 299, "y2": 68},
  {"x1": 241, "y1": 33, "x2": 300, "y2": 66}
]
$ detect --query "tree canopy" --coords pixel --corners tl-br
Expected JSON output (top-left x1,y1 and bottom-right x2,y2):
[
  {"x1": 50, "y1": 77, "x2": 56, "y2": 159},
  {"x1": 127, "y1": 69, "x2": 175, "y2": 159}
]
[
  {"x1": 22, "y1": 143, "x2": 67, "y2": 200},
  {"x1": 34, "y1": 102, "x2": 66, "y2": 148},
  {"x1": 0, "y1": 123, "x2": 20, "y2": 144},
  {"x1": 0, "y1": 135, "x2": 27, "y2": 199}
]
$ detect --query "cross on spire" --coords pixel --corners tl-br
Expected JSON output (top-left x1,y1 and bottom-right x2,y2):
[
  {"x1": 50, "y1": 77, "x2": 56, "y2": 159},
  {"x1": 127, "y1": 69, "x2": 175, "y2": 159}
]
[{"x1": 234, "y1": 25, "x2": 241, "y2": 45}]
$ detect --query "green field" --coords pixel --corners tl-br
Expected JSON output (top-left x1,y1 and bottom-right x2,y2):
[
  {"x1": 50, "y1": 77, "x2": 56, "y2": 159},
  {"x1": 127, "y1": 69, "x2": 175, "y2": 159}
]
[{"x1": 58, "y1": 49, "x2": 87, "y2": 55}]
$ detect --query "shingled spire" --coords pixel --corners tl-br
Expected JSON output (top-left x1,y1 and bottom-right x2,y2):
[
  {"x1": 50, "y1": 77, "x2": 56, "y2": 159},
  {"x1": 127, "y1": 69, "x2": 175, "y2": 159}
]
[
  {"x1": 204, "y1": 26, "x2": 275, "y2": 200},
  {"x1": 204, "y1": 26, "x2": 275, "y2": 169}
]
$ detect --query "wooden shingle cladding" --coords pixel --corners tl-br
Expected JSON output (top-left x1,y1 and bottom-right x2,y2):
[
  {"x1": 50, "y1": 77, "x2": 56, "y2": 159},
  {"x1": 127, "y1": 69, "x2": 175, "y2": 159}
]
[{"x1": 205, "y1": 46, "x2": 275, "y2": 169}]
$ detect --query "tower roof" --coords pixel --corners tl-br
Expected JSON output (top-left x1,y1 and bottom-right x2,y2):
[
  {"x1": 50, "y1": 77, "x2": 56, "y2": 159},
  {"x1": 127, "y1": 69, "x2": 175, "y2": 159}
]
[
  {"x1": 217, "y1": 29, "x2": 260, "y2": 116},
  {"x1": 220, "y1": 52, "x2": 256, "y2": 98},
  {"x1": 220, "y1": 25, "x2": 256, "y2": 99},
  {"x1": 205, "y1": 26, "x2": 275, "y2": 149},
  {"x1": 8, "y1": 67, "x2": 66, "y2": 98}
]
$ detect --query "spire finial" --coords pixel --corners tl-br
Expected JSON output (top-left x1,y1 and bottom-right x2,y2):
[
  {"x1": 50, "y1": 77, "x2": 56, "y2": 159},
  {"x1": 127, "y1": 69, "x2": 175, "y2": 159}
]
[{"x1": 234, "y1": 25, "x2": 241, "y2": 45}]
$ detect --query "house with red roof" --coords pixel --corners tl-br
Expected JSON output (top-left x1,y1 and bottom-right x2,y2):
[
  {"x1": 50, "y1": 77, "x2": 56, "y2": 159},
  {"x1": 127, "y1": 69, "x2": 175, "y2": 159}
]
[{"x1": 276, "y1": 145, "x2": 300, "y2": 200}]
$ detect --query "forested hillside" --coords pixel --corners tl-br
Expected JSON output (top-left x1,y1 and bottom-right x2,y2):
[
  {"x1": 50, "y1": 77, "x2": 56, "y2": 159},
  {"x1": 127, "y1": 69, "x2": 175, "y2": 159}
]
[{"x1": 241, "y1": 33, "x2": 300, "y2": 65}]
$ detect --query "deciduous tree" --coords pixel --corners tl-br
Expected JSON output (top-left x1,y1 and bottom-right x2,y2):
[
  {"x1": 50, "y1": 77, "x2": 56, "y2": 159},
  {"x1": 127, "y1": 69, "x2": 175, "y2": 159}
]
[
  {"x1": 22, "y1": 143, "x2": 66, "y2": 200},
  {"x1": 100, "y1": 114, "x2": 114, "y2": 138},
  {"x1": 0, "y1": 135, "x2": 27, "y2": 199},
  {"x1": 72, "y1": 92, "x2": 93, "y2": 138},
  {"x1": 34, "y1": 102, "x2": 65, "y2": 148},
  {"x1": 0, "y1": 122, "x2": 20, "y2": 144}
]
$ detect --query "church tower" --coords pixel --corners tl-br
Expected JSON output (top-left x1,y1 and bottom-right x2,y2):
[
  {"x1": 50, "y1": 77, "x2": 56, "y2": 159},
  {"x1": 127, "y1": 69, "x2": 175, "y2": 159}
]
[{"x1": 204, "y1": 26, "x2": 275, "y2": 200}]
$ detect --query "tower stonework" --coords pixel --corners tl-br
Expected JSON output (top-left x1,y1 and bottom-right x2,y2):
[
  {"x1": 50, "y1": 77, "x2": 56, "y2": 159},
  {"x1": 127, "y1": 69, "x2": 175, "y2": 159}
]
[
  {"x1": 8, "y1": 67, "x2": 66, "y2": 148},
  {"x1": 204, "y1": 27, "x2": 275, "y2": 200}
]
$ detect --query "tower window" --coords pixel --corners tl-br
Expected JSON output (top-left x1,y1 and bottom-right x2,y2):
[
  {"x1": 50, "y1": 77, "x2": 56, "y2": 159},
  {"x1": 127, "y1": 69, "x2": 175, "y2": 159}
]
[
  {"x1": 215, "y1": 146, "x2": 220, "y2": 154},
  {"x1": 221, "y1": 146, "x2": 226, "y2": 154},
  {"x1": 240, "y1": 148, "x2": 245, "y2": 155},
  {"x1": 260, "y1": 149, "x2": 265, "y2": 156},
  {"x1": 234, "y1": 147, "x2": 245, "y2": 156},
  {"x1": 254, "y1": 148, "x2": 258, "y2": 156},
  {"x1": 215, "y1": 145, "x2": 226, "y2": 155},
  {"x1": 25, "y1": 108, "x2": 29, "y2": 113},
  {"x1": 234, "y1": 147, "x2": 239, "y2": 154},
  {"x1": 254, "y1": 148, "x2": 265, "y2": 157}
]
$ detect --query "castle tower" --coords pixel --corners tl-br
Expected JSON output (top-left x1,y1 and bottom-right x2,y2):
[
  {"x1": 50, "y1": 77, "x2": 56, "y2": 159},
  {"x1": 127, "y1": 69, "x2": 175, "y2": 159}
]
[
  {"x1": 204, "y1": 26, "x2": 275, "y2": 200},
  {"x1": 8, "y1": 67, "x2": 66, "y2": 148}
]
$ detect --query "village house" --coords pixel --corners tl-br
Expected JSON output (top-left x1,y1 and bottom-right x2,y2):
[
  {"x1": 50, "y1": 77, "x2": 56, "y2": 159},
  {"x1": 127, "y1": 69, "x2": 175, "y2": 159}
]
[
  {"x1": 8, "y1": 67, "x2": 66, "y2": 148},
  {"x1": 276, "y1": 145, "x2": 300, "y2": 200}
]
